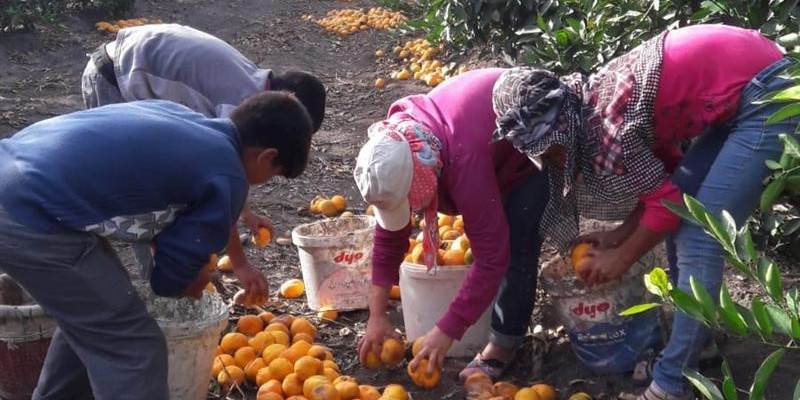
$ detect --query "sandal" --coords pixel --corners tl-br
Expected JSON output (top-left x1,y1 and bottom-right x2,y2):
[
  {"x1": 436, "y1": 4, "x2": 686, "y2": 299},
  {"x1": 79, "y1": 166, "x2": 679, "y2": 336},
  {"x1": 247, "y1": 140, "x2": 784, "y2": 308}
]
[
  {"x1": 635, "y1": 382, "x2": 693, "y2": 400},
  {"x1": 458, "y1": 353, "x2": 510, "y2": 381}
]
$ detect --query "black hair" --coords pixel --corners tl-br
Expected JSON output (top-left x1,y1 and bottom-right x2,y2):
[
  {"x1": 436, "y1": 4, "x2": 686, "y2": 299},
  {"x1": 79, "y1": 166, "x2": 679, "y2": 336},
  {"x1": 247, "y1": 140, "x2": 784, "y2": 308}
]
[
  {"x1": 271, "y1": 70, "x2": 326, "y2": 133},
  {"x1": 229, "y1": 91, "x2": 313, "y2": 178}
]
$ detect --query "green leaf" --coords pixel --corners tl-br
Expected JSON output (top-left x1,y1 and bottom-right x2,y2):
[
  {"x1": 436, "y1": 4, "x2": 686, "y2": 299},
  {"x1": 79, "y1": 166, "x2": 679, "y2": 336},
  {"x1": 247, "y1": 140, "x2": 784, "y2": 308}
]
[
  {"x1": 766, "y1": 102, "x2": 800, "y2": 123},
  {"x1": 684, "y1": 369, "x2": 725, "y2": 400},
  {"x1": 757, "y1": 257, "x2": 775, "y2": 287},
  {"x1": 765, "y1": 262, "x2": 783, "y2": 302},
  {"x1": 765, "y1": 159, "x2": 784, "y2": 170},
  {"x1": 749, "y1": 348, "x2": 786, "y2": 400},
  {"x1": 705, "y1": 211, "x2": 735, "y2": 255},
  {"x1": 787, "y1": 288, "x2": 799, "y2": 317},
  {"x1": 765, "y1": 304, "x2": 793, "y2": 337},
  {"x1": 780, "y1": 134, "x2": 800, "y2": 159},
  {"x1": 794, "y1": 378, "x2": 800, "y2": 400},
  {"x1": 719, "y1": 283, "x2": 747, "y2": 336},
  {"x1": 690, "y1": 276, "x2": 716, "y2": 322},
  {"x1": 735, "y1": 227, "x2": 757, "y2": 265},
  {"x1": 663, "y1": 199, "x2": 699, "y2": 225},
  {"x1": 752, "y1": 298, "x2": 773, "y2": 339},
  {"x1": 671, "y1": 289, "x2": 709, "y2": 325},
  {"x1": 645, "y1": 267, "x2": 671, "y2": 297},
  {"x1": 685, "y1": 195, "x2": 711, "y2": 227},
  {"x1": 721, "y1": 359, "x2": 738, "y2": 400},
  {"x1": 792, "y1": 315, "x2": 800, "y2": 339},
  {"x1": 760, "y1": 177, "x2": 786, "y2": 212},
  {"x1": 619, "y1": 302, "x2": 660, "y2": 316},
  {"x1": 766, "y1": 85, "x2": 800, "y2": 103},
  {"x1": 737, "y1": 303, "x2": 761, "y2": 336}
]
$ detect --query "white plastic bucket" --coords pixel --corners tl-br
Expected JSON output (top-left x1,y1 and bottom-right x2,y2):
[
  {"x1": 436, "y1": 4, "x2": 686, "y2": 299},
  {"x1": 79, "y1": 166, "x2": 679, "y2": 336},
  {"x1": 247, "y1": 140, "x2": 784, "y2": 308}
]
[
  {"x1": 135, "y1": 284, "x2": 229, "y2": 400},
  {"x1": 292, "y1": 216, "x2": 376, "y2": 311},
  {"x1": 399, "y1": 262, "x2": 491, "y2": 358}
]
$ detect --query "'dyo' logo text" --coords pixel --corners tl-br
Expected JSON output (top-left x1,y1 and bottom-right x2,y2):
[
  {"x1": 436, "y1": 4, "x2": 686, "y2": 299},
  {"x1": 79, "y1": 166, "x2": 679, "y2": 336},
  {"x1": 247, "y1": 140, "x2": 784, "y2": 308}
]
[
  {"x1": 333, "y1": 251, "x2": 364, "y2": 265},
  {"x1": 570, "y1": 301, "x2": 611, "y2": 319}
]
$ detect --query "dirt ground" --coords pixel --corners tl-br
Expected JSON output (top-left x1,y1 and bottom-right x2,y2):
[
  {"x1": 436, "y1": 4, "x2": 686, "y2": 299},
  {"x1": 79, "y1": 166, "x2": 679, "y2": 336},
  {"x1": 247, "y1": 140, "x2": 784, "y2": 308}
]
[{"x1": 1, "y1": 0, "x2": 799, "y2": 399}]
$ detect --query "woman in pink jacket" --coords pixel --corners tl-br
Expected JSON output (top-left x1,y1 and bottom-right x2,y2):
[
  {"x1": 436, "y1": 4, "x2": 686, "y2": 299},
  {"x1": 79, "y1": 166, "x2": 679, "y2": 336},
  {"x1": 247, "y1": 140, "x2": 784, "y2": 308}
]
[
  {"x1": 492, "y1": 25, "x2": 797, "y2": 399},
  {"x1": 353, "y1": 68, "x2": 546, "y2": 376}
]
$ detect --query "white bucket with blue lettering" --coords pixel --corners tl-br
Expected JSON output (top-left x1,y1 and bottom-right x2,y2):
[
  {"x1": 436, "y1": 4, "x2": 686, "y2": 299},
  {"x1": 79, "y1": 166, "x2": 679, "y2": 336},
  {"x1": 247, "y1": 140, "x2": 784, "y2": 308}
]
[{"x1": 540, "y1": 249, "x2": 666, "y2": 375}]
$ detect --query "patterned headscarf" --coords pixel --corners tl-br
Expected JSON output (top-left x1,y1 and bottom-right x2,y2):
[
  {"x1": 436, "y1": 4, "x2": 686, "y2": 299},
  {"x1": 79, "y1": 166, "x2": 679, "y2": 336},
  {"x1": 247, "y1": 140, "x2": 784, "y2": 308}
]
[
  {"x1": 492, "y1": 32, "x2": 668, "y2": 253},
  {"x1": 368, "y1": 120, "x2": 443, "y2": 269}
]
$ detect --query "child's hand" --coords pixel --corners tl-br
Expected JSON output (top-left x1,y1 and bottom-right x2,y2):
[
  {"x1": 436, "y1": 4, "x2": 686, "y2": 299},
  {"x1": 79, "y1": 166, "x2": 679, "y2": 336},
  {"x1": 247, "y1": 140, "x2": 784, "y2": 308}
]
[
  {"x1": 232, "y1": 261, "x2": 268, "y2": 300},
  {"x1": 239, "y1": 205, "x2": 275, "y2": 238}
]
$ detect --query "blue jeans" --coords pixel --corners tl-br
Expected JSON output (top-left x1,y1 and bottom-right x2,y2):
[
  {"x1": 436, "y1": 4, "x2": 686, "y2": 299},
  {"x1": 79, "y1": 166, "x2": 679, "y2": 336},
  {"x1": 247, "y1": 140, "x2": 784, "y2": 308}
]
[
  {"x1": 489, "y1": 171, "x2": 549, "y2": 348},
  {"x1": 653, "y1": 57, "x2": 800, "y2": 396}
]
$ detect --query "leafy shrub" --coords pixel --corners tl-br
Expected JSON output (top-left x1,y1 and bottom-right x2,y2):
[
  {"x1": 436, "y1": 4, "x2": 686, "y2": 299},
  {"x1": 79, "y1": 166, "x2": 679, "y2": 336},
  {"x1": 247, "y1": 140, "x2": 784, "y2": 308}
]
[{"x1": 0, "y1": 0, "x2": 134, "y2": 33}]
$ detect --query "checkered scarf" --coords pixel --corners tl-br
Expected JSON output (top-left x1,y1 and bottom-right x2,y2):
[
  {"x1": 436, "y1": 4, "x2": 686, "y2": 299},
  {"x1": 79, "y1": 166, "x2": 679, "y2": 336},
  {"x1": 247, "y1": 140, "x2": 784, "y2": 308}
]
[{"x1": 493, "y1": 32, "x2": 668, "y2": 253}]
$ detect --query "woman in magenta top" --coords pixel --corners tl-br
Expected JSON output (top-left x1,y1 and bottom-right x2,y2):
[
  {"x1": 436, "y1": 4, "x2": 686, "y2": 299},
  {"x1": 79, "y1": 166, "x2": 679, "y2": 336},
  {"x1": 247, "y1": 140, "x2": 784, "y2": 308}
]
[
  {"x1": 353, "y1": 68, "x2": 546, "y2": 375},
  {"x1": 492, "y1": 25, "x2": 796, "y2": 399}
]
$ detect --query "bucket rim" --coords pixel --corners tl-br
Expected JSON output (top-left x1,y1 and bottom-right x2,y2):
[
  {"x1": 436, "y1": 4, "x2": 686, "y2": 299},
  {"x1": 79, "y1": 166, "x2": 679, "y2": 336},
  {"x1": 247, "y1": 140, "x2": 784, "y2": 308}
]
[
  {"x1": 291, "y1": 215, "x2": 376, "y2": 241},
  {"x1": 0, "y1": 303, "x2": 48, "y2": 318}
]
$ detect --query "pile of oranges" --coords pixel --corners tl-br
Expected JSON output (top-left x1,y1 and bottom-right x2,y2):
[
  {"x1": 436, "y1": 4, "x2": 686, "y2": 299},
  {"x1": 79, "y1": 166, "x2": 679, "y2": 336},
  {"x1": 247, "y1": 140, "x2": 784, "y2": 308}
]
[
  {"x1": 310, "y1": 8, "x2": 406, "y2": 36},
  {"x1": 212, "y1": 312, "x2": 417, "y2": 399},
  {"x1": 360, "y1": 336, "x2": 441, "y2": 389},
  {"x1": 464, "y1": 372, "x2": 559, "y2": 400},
  {"x1": 403, "y1": 213, "x2": 472, "y2": 267},
  {"x1": 310, "y1": 195, "x2": 348, "y2": 218},
  {"x1": 94, "y1": 18, "x2": 163, "y2": 34},
  {"x1": 375, "y1": 39, "x2": 469, "y2": 89}
]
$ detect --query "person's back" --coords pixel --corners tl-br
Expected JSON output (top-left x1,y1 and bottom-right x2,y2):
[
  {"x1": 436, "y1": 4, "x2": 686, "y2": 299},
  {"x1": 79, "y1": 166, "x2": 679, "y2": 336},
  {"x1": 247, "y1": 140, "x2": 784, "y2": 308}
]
[{"x1": 111, "y1": 24, "x2": 270, "y2": 117}]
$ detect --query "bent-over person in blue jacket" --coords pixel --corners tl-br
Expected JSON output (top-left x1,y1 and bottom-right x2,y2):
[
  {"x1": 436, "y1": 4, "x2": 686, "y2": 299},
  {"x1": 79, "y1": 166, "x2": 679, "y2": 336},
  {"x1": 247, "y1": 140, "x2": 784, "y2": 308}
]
[{"x1": 0, "y1": 91, "x2": 313, "y2": 400}]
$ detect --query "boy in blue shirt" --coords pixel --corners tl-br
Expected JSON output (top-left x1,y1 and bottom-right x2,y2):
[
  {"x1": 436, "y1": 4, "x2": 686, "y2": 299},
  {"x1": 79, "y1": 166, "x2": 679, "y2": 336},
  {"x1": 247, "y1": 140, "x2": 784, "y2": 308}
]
[{"x1": 0, "y1": 91, "x2": 313, "y2": 400}]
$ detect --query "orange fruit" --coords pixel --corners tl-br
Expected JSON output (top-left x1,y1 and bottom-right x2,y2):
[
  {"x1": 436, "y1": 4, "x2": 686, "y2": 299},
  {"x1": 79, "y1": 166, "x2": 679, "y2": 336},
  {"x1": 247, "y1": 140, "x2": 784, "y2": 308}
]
[
  {"x1": 310, "y1": 196, "x2": 327, "y2": 214},
  {"x1": 322, "y1": 366, "x2": 339, "y2": 381},
  {"x1": 212, "y1": 354, "x2": 235, "y2": 378},
  {"x1": 365, "y1": 205, "x2": 375, "y2": 216},
  {"x1": 256, "y1": 367, "x2": 274, "y2": 387},
  {"x1": 375, "y1": 78, "x2": 386, "y2": 89},
  {"x1": 268, "y1": 357, "x2": 294, "y2": 381},
  {"x1": 217, "y1": 255, "x2": 233, "y2": 272},
  {"x1": 437, "y1": 214, "x2": 454, "y2": 227},
  {"x1": 333, "y1": 375, "x2": 357, "y2": 385},
  {"x1": 464, "y1": 248, "x2": 473, "y2": 265},
  {"x1": 453, "y1": 218, "x2": 464, "y2": 232},
  {"x1": 307, "y1": 345, "x2": 330, "y2": 360},
  {"x1": 238, "y1": 314, "x2": 265, "y2": 336},
  {"x1": 270, "y1": 330, "x2": 291, "y2": 347},
  {"x1": 234, "y1": 346, "x2": 258, "y2": 368},
  {"x1": 570, "y1": 242, "x2": 593, "y2": 276},
  {"x1": 411, "y1": 337, "x2": 424, "y2": 357},
  {"x1": 437, "y1": 249, "x2": 446, "y2": 265},
  {"x1": 379, "y1": 338, "x2": 405, "y2": 366},
  {"x1": 362, "y1": 350, "x2": 382, "y2": 370},
  {"x1": 493, "y1": 382, "x2": 519, "y2": 399},
  {"x1": 567, "y1": 392, "x2": 591, "y2": 400},
  {"x1": 465, "y1": 372, "x2": 493, "y2": 396},
  {"x1": 383, "y1": 384, "x2": 408, "y2": 400},
  {"x1": 266, "y1": 322, "x2": 290, "y2": 334},
  {"x1": 263, "y1": 343, "x2": 289, "y2": 364},
  {"x1": 318, "y1": 308, "x2": 338, "y2": 321},
  {"x1": 250, "y1": 331, "x2": 276, "y2": 353},
  {"x1": 407, "y1": 358, "x2": 440, "y2": 389},
  {"x1": 451, "y1": 235, "x2": 470, "y2": 252},
  {"x1": 309, "y1": 384, "x2": 341, "y2": 400},
  {"x1": 273, "y1": 314, "x2": 296, "y2": 328},
  {"x1": 206, "y1": 253, "x2": 219, "y2": 272},
  {"x1": 217, "y1": 365, "x2": 245, "y2": 389},
  {"x1": 340, "y1": 211, "x2": 354, "y2": 218},
  {"x1": 281, "y1": 279, "x2": 306, "y2": 299},
  {"x1": 290, "y1": 318, "x2": 317, "y2": 338},
  {"x1": 252, "y1": 227, "x2": 272, "y2": 248},
  {"x1": 531, "y1": 384, "x2": 557, "y2": 400},
  {"x1": 259, "y1": 311, "x2": 276, "y2": 325},
  {"x1": 289, "y1": 340, "x2": 313, "y2": 356},
  {"x1": 442, "y1": 249, "x2": 466, "y2": 266},
  {"x1": 244, "y1": 358, "x2": 267, "y2": 384},
  {"x1": 303, "y1": 375, "x2": 332, "y2": 398},
  {"x1": 323, "y1": 360, "x2": 340, "y2": 372},
  {"x1": 257, "y1": 379, "x2": 284, "y2": 400},
  {"x1": 330, "y1": 195, "x2": 347, "y2": 212},
  {"x1": 282, "y1": 372, "x2": 305, "y2": 397},
  {"x1": 294, "y1": 355, "x2": 324, "y2": 380},
  {"x1": 220, "y1": 332, "x2": 250, "y2": 354},
  {"x1": 280, "y1": 348, "x2": 305, "y2": 364},
  {"x1": 515, "y1": 388, "x2": 542, "y2": 400},
  {"x1": 389, "y1": 285, "x2": 401, "y2": 300},
  {"x1": 318, "y1": 200, "x2": 339, "y2": 217},
  {"x1": 359, "y1": 385, "x2": 381, "y2": 400},
  {"x1": 410, "y1": 244, "x2": 424, "y2": 264},
  {"x1": 214, "y1": 346, "x2": 224, "y2": 356},
  {"x1": 287, "y1": 396, "x2": 310, "y2": 400},
  {"x1": 441, "y1": 229, "x2": 460, "y2": 240},
  {"x1": 335, "y1": 380, "x2": 360, "y2": 400},
  {"x1": 293, "y1": 332, "x2": 315, "y2": 344}
]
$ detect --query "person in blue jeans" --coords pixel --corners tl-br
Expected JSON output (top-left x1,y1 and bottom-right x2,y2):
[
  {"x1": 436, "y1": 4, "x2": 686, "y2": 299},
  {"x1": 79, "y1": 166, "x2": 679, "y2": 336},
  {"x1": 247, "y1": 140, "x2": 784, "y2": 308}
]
[
  {"x1": 0, "y1": 92, "x2": 313, "y2": 400},
  {"x1": 491, "y1": 25, "x2": 799, "y2": 399}
]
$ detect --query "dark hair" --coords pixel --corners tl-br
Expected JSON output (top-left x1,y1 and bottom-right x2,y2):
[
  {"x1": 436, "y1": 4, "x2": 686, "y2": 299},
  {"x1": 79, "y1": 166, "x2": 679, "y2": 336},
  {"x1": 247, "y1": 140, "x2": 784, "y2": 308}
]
[
  {"x1": 271, "y1": 70, "x2": 326, "y2": 133},
  {"x1": 230, "y1": 91, "x2": 313, "y2": 178}
]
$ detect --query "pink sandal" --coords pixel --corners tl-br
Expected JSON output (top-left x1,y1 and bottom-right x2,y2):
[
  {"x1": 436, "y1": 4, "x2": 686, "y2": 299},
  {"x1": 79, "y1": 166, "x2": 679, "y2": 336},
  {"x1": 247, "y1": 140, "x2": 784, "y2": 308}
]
[{"x1": 458, "y1": 353, "x2": 510, "y2": 381}]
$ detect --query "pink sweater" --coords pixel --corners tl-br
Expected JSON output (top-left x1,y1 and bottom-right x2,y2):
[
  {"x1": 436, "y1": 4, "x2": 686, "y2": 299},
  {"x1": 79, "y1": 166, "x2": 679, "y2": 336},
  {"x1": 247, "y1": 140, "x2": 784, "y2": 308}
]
[
  {"x1": 640, "y1": 25, "x2": 783, "y2": 232},
  {"x1": 371, "y1": 68, "x2": 538, "y2": 340}
]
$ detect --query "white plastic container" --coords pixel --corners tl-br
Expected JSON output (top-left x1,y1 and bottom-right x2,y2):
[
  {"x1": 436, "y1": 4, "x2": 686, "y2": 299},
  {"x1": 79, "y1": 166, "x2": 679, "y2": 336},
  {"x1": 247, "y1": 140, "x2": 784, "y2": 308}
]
[
  {"x1": 399, "y1": 262, "x2": 491, "y2": 358},
  {"x1": 135, "y1": 284, "x2": 229, "y2": 400},
  {"x1": 292, "y1": 216, "x2": 376, "y2": 311}
]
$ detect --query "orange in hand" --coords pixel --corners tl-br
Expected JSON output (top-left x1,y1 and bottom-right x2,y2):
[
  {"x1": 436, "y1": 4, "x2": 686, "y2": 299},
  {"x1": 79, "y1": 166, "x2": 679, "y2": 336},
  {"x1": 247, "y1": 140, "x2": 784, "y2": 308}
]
[{"x1": 570, "y1": 242, "x2": 593, "y2": 277}]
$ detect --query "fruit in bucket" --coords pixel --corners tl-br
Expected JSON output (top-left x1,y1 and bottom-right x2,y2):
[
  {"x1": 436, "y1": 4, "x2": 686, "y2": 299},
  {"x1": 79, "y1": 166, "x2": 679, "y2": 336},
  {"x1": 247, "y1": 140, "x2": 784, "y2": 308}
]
[
  {"x1": 531, "y1": 384, "x2": 557, "y2": 400},
  {"x1": 570, "y1": 242, "x2": 593, "y2": 277}
]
